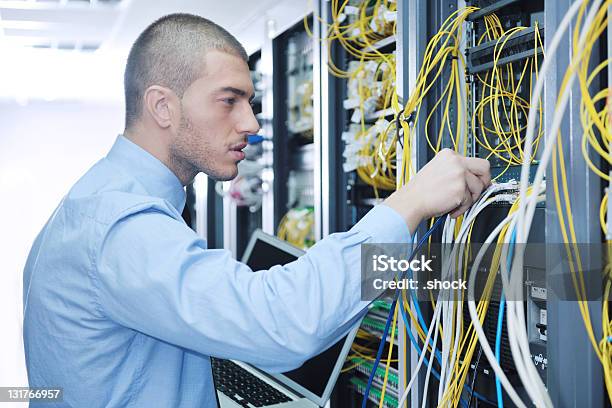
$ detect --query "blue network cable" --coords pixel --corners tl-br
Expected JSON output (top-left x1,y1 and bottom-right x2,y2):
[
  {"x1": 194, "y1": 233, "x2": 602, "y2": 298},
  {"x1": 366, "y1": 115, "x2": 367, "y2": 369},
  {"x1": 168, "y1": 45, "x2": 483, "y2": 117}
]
[
  {"x1": 495, "y1": 228, "x2": 516, "y2": 408},
  {"x1": 495, "y1": 297, "x2": 505, "y2": 408},
  {"x1": 397, "y1": 270, "x2": 496, "y2": 406},
  {"x1": 361, "y1": 216, "x2": 446, "y2": 408},
  {"x1": 406, "y1": 261, "x2": 432, "y2": 344},
  {"x1": 361, "y1": 213, "x2": 497, "y2": 407}
]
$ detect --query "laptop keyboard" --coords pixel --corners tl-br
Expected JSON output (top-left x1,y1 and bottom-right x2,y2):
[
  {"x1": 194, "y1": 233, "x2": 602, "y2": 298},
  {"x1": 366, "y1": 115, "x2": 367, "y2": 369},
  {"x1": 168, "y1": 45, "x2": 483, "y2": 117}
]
[{"x1": 212, "y1": 359, "x2": 293, "y2": 407}]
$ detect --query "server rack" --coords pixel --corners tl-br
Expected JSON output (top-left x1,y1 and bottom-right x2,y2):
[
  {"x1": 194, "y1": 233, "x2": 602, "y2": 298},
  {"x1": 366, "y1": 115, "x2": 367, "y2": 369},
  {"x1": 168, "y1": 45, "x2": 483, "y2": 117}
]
[
  {"x1": 182, "y1": 181, "x2": 197, "y2": 231},
  {"x1": 318, "y1": 0, "x2": 608, "y2": 407},
  {"x1": 218, "y1": 50, "x2": 267, "y2": 257},
  {"x1": 395, "y1": 0, "x2": 607, "y2": 406},
  {"x1": 318, "y1": 2, "x2": 401, "y2": 406},
  {"x1": 465, "y1": 2, "x2": 545, "y2": 405},
  {"x1": 407, "y1": 1, "x2": 541, "y2": 404},
  {"x1": 235, "y1": 51, "x2": 266, "y2": 256},
  {"x1": 271, "y1": 16, "x2": 319, "y2": 249},
  {"x1": 400, "y1": 0, "x2": 547, "y2": 405},
  {"x1": 206, "y1": 177, "x2": 224, "y2": 249},
  {"x1": 543, "y1": 0, "x2": 605, "y2": 406},
  {"x1": 323, "y1": 23, "x2": 398, "y2": 233}
]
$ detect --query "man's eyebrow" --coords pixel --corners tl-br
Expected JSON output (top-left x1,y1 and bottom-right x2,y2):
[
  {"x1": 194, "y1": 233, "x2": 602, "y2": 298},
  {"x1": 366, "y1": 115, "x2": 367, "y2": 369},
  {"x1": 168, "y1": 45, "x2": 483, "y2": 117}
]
[{"x1": 219, "y1": 86, "x2": 255, "y2": 101}]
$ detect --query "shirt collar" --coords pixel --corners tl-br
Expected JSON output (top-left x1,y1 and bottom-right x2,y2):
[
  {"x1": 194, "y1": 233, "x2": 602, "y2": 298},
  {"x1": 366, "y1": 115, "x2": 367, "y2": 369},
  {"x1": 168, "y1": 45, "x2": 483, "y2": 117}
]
[{"x1": 106, "y1": 135, "x2": 186, "y2": 214}]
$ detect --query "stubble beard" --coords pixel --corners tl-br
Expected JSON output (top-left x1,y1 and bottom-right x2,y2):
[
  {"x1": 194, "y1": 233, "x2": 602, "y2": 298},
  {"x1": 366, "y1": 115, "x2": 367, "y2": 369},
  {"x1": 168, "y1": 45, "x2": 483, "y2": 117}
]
[{"x1": 170, "y1": 111, "x2": 237, "y2": 183}]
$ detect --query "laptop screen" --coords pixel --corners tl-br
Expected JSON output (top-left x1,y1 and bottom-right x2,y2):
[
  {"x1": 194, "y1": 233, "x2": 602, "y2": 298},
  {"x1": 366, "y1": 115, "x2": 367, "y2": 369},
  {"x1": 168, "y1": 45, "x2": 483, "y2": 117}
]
[
  {"x1": 244, "y1": 237, "x2": 302, "y2": 271},
  {"x1": 241, "y1": 230, "x2": 354, "y2": 404},
  {"x1": 279, "y1": 339, "x2": 345, "y2": 396}
]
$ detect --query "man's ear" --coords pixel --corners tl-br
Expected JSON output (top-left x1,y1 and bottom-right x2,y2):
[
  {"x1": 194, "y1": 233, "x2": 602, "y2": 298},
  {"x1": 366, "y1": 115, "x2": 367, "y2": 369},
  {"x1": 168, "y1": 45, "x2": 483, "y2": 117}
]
[{"x1": 143, "y1": 85, "x2": 180, "y2": 129}]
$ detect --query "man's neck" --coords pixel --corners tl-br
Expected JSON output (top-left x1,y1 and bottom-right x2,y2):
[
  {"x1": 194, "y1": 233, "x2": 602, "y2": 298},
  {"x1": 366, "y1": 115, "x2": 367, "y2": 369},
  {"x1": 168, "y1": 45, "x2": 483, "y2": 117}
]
[{"x1": 122, "y1": 127, "x2": 194, "y2": 186}]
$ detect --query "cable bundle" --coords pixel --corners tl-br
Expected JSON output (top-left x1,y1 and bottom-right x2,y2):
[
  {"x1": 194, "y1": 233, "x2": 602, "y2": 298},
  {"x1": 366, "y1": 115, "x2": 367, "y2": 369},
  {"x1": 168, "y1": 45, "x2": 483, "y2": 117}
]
[
  {"x1": 307, "y1": 0, "x2": 400, "y2": 191},
  {"x1": 342, "y1": 119, "x2": 397, "y2": 191},
  {"x1": 472, "y1": 16, "x2": 544, "y2": 180},
  {"x1": 398, "y1": 7, "x2": 476, "y2": 185},
  {"x1": 397, "y1": 182, "x2": 523, "y2": 408},
  {"x1": 277, "y1": 207, "x2": 315, "y2": 249}
]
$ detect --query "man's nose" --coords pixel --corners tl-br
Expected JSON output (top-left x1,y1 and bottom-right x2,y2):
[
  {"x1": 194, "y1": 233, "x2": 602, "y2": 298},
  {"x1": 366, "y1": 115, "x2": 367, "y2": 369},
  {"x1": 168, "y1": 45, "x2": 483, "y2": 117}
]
[{"x1": 238, "y1": 104, "x2": 261, "y2": 135}]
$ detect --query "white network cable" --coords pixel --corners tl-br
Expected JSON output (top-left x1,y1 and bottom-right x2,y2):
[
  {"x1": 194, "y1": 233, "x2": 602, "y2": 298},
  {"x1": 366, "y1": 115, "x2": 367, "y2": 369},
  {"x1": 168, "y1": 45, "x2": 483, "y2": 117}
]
[
  {"x1": 465, "y1": 192, "x2": 546, "y2": 408},
  {"x1": 467, "y1": 208, "x2": 527, "y2": 408},
  {"x1": 426, "y1": 187, "x2": 522, "y2": 407},
  {"x1": 508, "y1": 1, "x2": 602, "y2": 407},
  {"x1": 400, "y1": 185, "x2": 517, "y2": 407}
]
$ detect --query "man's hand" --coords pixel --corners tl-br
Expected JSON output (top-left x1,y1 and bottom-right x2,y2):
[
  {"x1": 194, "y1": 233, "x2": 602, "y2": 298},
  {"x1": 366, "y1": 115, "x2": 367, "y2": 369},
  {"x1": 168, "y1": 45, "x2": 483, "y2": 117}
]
[{"x1": 384, "y1": 149, "x2": 491, "y2": 233}]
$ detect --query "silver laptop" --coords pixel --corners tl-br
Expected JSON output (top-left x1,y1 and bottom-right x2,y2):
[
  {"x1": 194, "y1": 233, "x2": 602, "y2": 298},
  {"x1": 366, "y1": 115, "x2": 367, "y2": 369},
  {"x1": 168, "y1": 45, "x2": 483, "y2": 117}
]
[{"x1": 214, "y1": 229, "x2": 360, "y2": 408}]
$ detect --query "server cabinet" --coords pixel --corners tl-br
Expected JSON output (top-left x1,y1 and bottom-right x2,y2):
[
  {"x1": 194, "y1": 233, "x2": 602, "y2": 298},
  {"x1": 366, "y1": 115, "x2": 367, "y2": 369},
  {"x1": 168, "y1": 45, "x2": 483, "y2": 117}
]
[
  {"x1": 318, "y1": 0, "x2": 608, "y2": 407},
  {"x1": 216, "y1": 50, "x2": 267, "y2": 257},
  {"x1": 271, "y1": 16, "x2": 318, "y2": 249},
  {"x1": 317, "y1": 1, "x2": 401, "y2": 406},
  {"x1": 396, "y1": 0, "x2": 607, "y2": 406}
]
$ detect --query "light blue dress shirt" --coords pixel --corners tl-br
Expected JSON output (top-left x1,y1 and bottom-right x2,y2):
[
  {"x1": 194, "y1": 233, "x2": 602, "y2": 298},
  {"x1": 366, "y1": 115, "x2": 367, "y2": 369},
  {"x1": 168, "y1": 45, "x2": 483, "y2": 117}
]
[{"x1": 23, "y1": 135, "x2": 411, "y2": 407}]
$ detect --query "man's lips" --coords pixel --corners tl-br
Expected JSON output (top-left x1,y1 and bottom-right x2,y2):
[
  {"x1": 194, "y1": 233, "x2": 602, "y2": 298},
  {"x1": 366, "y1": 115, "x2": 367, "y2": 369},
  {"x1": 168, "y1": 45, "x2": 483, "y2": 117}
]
[
  {"x1": 229, "y1": 142, "x2": 247, "y2": 161},
  {"x1": 230, "y1": 142, "x2": 248, "y2": 151}
]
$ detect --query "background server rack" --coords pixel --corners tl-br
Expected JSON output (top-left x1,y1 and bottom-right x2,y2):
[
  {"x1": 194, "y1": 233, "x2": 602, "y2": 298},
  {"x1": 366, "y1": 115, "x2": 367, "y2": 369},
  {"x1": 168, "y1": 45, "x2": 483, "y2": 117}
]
[
  {"x1": 317, "y1": 2, "x2": 401, "y2": 406},
  {"x1": 182, "y1": 182, "x2": 197, "y2": 231},
  {"x1": 190, "y1": 175, "x2": 224, "y2": 249},
  {"x1": 465, "y1": 2, "x2": 546, "y2": 404},
  {"x1": 219, "y1": 14, "x2": 321, "y2": 254},
  {"x1": 207, "y1": 179, "x2": 225, "y2": 249},
  {"x1": 272, "y1": 16, "x2": 318, "y2": 249},
  {"x1": 235, "y1": 50, "x2": 265, "y2": 256},
  {"x1": 542, "y1": 0, "x2": 605, "y2": 406},
  {"x1": 323, "y1": 10, "x2": 398, "y2": 234}
]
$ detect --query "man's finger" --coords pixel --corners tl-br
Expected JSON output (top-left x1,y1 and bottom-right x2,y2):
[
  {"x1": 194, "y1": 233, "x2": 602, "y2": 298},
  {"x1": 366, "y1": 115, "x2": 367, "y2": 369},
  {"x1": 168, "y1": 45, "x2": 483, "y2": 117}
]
[
  {"x1": 465, "y1": 171, "x2": 485, "y2": 201},
  {"x1": 450, "y1": 189, "x2": 472, "y2": 218},
  {"x1": 463, "y1": 157, "x2": 491, "y2": 186}
]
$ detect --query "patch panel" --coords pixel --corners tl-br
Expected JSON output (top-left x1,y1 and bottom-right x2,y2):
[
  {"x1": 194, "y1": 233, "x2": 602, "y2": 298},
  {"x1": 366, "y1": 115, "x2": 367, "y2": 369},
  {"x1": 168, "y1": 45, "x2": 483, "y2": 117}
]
[
  {"x1": 467, "y1": 26, "x2": 544, "y2": 73},
  {"x1": 361, "y1": 315, "x2": 399, "y2": 343},
  {"x1": 354, "y1": 360, "x2": 400, "y2": 393},
  {"x1": 349, "y1": 376, "x2": 398, "y2": 408}
]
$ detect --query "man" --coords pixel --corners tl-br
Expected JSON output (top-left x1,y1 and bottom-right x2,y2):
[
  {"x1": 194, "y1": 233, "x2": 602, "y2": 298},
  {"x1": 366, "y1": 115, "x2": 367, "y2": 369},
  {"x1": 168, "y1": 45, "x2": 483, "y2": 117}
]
[{"x1": 23, "y1": 13, "x2": 490, "y2": 407}]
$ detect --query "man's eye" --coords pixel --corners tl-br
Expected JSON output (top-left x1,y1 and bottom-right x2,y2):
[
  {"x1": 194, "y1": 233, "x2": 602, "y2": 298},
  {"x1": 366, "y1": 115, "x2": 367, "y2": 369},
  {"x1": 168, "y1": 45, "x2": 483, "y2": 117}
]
[{"x1": 223, "y1": 98, "x2": 236, "y2": 106}]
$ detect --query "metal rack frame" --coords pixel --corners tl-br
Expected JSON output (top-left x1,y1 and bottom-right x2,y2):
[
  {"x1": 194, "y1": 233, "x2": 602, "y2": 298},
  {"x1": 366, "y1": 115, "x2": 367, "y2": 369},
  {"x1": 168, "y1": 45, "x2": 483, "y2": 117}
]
[{"x1": 543, "y1": 0, "x2": 604, "y2": 406}]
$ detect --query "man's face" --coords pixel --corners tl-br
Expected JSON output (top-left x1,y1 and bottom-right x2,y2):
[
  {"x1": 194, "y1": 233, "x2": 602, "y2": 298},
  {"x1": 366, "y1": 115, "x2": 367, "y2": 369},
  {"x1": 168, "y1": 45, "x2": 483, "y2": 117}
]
[{"x1": 171, "y1": 50, "x2": 259, "y2": 181}]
